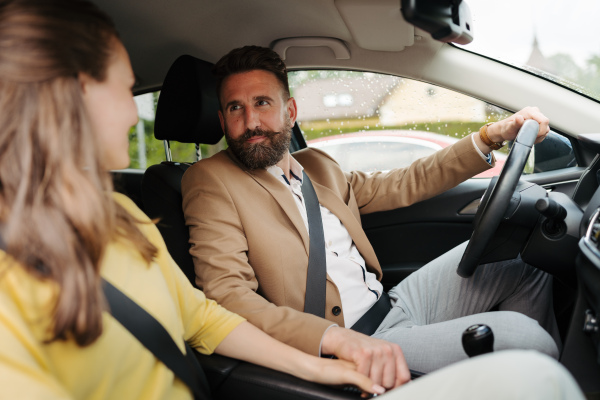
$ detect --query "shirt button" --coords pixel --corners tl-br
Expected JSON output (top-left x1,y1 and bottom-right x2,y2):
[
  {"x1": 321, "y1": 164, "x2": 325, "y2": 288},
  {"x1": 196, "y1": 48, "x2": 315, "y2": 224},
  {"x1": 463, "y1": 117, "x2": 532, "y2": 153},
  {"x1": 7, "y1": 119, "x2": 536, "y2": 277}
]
[{"x1": 332, "y1": 306, "x2": 341, "y2": 316}]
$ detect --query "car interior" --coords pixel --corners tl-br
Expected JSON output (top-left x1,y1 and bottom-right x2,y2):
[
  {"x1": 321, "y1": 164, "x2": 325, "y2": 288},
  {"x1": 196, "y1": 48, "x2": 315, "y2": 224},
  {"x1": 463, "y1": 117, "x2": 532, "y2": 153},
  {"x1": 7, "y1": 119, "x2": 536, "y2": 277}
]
[{"x1": 100, "y1": 0, "x2": 600, "y2": 398}]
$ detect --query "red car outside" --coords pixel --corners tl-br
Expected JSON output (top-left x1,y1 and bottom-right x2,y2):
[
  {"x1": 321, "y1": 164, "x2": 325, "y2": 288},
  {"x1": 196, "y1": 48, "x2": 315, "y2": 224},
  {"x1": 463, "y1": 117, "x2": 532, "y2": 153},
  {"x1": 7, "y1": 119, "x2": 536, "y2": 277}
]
[{"x1": 307, "y1": 130, "x2": 506, "y2": 178}]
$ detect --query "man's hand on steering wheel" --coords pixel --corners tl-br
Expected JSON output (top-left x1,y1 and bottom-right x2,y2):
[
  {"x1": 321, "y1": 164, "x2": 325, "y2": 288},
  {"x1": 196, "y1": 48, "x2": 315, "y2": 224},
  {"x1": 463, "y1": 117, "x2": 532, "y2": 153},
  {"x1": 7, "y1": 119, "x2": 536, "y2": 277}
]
[
  {"x1": 474, "y1": 106, "x2": 550, "y2": 155},
  {"x1": 457, "y1": 107, "x2": 550, "y2": 278}
]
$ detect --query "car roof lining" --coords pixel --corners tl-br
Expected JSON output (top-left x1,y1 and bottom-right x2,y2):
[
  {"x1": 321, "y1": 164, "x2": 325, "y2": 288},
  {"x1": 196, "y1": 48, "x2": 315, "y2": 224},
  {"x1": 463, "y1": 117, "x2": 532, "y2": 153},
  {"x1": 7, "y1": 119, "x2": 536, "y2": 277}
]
[{"x1": 95, "y1": 0, "x2": 600, "y2": 138}]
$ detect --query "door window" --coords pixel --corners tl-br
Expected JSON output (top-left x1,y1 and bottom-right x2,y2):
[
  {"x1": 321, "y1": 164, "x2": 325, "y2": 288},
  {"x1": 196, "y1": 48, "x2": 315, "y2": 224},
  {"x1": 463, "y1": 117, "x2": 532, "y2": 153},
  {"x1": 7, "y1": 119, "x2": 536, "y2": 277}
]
[{"x1": 289, "y1": 70, "x2": 575, "y2": 176}]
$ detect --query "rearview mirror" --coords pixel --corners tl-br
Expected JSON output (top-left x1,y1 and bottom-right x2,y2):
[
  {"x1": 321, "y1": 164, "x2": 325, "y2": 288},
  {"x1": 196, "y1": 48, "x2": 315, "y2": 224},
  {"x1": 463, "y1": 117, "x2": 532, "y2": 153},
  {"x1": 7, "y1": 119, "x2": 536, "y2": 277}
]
[{"x1": 401, "y1": 0, "x2": 473, "y2": 44}]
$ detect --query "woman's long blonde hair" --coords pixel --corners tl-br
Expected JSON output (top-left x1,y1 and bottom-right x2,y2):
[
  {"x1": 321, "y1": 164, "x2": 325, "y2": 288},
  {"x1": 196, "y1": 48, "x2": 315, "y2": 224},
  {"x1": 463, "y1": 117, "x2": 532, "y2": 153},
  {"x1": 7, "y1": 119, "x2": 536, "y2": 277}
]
[{"x1": 0, "y1": 0, "x2": 157, "y2": 346}]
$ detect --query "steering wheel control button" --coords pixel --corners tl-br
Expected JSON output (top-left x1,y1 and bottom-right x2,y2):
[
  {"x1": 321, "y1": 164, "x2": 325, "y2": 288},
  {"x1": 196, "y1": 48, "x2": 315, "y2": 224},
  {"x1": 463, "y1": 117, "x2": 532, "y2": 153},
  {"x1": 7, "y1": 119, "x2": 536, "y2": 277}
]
[
  {"x1": 331, "y1": 306, "x2": 341, "y2": 316},
  {"x1": 583, "y1": 310, "x2": 599, "y2": 334},
  {"x1": 462, "y1": 324, "x2": 494, "y2": 357}
]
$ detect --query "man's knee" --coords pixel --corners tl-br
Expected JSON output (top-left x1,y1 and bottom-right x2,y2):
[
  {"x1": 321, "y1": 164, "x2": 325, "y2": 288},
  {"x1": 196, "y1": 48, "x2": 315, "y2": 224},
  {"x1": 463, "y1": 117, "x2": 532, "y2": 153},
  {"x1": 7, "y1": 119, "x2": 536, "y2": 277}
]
[{"x1": 492, "y1": 311, "x2": 559, "y2": 358}]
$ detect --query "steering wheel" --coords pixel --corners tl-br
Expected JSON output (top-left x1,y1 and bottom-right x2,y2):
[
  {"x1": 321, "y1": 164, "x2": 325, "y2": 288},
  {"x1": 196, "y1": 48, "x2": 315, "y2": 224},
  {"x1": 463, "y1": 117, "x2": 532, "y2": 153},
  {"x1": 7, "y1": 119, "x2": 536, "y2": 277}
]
[{"x1": 457, "y1": 119, "x2": 540, "y2": 278}]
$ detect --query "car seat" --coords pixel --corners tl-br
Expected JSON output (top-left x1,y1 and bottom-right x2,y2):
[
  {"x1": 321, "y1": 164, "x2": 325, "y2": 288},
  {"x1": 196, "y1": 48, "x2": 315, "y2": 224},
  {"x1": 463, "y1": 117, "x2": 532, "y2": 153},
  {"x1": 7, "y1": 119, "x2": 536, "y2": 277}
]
[{"x1": 141, "y1": 54, "x2": 223, "y2": 287}]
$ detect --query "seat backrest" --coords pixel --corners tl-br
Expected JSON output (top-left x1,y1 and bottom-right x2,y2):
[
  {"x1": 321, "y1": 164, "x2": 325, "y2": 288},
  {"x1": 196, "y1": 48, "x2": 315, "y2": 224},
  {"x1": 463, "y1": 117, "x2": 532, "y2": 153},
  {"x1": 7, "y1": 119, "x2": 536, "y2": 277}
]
[{"x1": 141, "y1": 55, "x2": 222, "y2": 286}]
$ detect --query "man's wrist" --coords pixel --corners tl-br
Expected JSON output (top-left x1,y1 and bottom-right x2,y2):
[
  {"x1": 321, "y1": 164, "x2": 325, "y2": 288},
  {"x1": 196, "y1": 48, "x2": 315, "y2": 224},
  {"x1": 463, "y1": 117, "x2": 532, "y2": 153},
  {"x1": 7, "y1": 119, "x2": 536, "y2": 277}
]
[
  {"x1": 479, "y1": 122, "x2": 505, "y2": 150},
  {"x1": 472, "y1": 131, "x2": 493, "y2": 157}
]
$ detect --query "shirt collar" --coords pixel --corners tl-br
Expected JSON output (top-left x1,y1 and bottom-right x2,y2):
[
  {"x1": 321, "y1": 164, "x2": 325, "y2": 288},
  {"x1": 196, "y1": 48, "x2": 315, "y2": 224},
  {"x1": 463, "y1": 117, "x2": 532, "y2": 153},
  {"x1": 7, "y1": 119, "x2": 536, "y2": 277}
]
[{"x1": 266, "y1": 155, "x2": 304, "y2": 186}]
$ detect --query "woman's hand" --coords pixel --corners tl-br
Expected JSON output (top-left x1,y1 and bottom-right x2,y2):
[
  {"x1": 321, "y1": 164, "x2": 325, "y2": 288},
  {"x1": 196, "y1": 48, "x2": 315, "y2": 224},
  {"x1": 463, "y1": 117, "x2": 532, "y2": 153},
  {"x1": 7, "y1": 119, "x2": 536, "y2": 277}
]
[{"x1": 301, "y1": 356, "x2": 387, "y2": 396}]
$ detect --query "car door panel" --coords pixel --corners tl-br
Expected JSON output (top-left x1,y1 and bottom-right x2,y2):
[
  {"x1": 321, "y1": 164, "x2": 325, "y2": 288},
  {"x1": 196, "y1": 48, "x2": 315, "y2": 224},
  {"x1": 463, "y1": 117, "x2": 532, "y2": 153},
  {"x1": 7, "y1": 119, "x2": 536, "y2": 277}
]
[
  {"x1": 361, "y1": 167, "x2": 585, "y2": 291},
  {"x1": 361, "y1": 179, "x2": 487, "y2": 289},
  {"x1": 524, "y1": 167, "x2": 584, "y2": 199}
]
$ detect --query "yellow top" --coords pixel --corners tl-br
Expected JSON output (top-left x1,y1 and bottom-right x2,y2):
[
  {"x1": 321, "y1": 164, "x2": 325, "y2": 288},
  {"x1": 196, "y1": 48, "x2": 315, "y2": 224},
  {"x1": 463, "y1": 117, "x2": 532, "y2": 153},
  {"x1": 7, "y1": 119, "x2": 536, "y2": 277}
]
[{"x1": 0, "y1": 193, "x2": 245, "y2": 400}]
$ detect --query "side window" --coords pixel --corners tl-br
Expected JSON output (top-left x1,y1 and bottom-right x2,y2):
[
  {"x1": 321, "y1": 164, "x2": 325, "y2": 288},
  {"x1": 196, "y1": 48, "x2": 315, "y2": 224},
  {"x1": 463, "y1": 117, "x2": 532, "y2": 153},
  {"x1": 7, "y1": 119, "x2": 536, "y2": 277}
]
[
  {"x1": 128, "y1": 91, "x2": 225, "y2": 170},
  {"x1": 288, "y1": 70, "x2": 576, "y2": 177},
  {"x1": 531, "y1": 131, "x2": 576, "y2": 173}
]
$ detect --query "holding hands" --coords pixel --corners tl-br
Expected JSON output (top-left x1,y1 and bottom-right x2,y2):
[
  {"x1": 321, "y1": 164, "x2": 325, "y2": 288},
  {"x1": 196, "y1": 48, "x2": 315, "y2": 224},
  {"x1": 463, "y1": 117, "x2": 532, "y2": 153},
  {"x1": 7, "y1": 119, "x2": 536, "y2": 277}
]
[{"x1": 322, "y1": 327, "x2": 411, "y2": 392}]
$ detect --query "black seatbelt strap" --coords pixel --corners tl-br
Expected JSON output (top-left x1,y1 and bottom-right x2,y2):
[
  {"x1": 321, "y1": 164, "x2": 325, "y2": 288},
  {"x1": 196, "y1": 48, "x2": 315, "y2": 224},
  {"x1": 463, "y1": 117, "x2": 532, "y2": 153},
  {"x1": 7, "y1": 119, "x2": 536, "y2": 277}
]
[
  {"x1": 102, "y1": 279, "x2": 211, "y2": 400},
  {"x1": 350, "y1": 291, "x2": 391, "y2": 336},
  {"x1": 301, "y1": 171, "x2": 327, "y2": 318}
]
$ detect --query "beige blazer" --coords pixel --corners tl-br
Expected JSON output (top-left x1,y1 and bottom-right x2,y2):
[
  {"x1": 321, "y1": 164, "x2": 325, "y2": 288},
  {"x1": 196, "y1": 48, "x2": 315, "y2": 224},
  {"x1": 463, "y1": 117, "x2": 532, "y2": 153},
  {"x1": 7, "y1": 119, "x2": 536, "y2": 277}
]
[{"x1": 181, "y1": 135, "x2": 492, "y2": 355}]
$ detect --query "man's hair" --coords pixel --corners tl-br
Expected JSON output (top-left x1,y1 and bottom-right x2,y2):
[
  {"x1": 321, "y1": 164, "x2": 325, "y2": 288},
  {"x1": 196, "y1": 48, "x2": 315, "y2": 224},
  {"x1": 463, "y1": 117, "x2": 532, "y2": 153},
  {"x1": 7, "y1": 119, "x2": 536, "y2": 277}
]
[{"x1": 213, "y1": 45, "x2": 290, "y2": 106}]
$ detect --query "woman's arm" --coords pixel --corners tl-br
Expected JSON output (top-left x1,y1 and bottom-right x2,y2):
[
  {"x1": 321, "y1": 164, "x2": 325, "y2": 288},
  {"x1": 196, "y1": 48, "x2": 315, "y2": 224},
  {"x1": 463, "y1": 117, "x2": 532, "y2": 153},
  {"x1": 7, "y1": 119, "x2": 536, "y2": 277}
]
[{"x1": 214, "y1": 321, "x2": 386, "y2": 396}]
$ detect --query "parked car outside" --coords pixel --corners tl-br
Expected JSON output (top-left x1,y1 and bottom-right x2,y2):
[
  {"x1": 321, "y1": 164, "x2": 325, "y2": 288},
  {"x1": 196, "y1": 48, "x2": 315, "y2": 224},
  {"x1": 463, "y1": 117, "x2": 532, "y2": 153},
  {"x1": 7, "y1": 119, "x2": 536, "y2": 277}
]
[{"x1": 308, "y1": 130, "x2": 507, "y2": 177}]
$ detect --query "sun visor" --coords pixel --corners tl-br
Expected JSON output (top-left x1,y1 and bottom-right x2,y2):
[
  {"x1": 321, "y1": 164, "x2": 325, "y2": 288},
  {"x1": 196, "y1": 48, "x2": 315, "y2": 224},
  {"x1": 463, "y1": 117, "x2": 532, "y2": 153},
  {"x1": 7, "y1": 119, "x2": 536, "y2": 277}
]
[
  {"x1": 334, "y1": 0, "x2": 415, "y2": 51},
  {"x1": 401, "y1": 0, "x2": 474, "y2": 45}
]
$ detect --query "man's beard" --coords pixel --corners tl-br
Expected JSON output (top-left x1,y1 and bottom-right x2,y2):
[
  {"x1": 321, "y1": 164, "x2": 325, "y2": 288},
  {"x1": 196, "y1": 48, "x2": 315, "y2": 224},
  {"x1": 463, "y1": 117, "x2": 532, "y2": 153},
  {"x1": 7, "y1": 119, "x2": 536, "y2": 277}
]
[{"x1": 225, "y1": 118, "x2": 292, "y2": 170}]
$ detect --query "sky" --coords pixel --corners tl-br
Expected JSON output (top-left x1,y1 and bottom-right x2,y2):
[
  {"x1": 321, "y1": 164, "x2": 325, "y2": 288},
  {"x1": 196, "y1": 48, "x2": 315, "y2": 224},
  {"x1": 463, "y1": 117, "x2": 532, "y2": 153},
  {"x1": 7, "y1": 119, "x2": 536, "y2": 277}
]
[{"x1": 461, "y1": 0, "x2": 600, "y2": 68}]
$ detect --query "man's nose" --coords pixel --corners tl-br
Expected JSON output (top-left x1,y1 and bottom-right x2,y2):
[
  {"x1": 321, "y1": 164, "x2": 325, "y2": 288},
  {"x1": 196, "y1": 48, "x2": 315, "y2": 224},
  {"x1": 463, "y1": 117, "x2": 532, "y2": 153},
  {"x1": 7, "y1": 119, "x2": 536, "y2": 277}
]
[{"x1": 244, "y1": 107, "x2": 260, "y2": 130}]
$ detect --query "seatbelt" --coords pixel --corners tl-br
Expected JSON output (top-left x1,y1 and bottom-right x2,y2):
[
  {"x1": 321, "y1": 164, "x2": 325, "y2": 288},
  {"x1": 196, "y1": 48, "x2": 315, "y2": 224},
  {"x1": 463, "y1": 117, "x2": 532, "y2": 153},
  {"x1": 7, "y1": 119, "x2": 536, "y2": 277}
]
[
  {"x1": 102, "y1": 279, "x2": 211, "y2": 400},
  {"x1": 301, "y1": 171, "x2": 327, "y2": 318},
  {"x1": 0, "y1": 232, "x2": 211, "y2": 400},
  {"x1": 350, "y1": 292, "x2": 391, "y2": 336},
  {"x1": 300, "y1": 174, "x2": 395, "y2": 338}
]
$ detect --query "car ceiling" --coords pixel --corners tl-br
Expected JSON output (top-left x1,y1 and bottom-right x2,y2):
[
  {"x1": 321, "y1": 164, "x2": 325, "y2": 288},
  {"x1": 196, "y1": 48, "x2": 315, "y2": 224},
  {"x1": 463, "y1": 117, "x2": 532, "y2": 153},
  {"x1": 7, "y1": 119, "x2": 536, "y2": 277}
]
[
  {"x1": 94, "y1": 0, "x2": 600, "y2": 136},
  {"x1": 93, "y1": 0, "x2": 438, "y2": 92}
]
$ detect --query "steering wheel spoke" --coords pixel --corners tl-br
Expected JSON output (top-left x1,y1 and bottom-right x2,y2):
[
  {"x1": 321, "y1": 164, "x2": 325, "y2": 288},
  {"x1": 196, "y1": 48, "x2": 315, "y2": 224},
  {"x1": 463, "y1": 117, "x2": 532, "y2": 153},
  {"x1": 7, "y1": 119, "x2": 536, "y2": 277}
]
[{"x1": 457, "y1": 119, "x2": 540, "y2": 278}]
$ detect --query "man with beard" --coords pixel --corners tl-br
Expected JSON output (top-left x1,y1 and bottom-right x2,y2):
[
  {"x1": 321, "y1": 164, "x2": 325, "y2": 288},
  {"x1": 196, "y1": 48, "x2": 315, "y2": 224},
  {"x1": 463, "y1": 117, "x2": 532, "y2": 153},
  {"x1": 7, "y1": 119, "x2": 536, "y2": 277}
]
[{"x1": 181, "y1": 46, "x2": 558, "y2": 389}]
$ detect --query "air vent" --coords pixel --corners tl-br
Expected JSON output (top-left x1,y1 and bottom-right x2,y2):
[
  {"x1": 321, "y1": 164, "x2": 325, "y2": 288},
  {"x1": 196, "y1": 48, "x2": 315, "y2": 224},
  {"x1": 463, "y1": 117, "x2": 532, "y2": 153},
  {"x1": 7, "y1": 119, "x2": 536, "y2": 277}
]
[{"x1": 582, "y1": 208, "x2": 600, "y2": 265}]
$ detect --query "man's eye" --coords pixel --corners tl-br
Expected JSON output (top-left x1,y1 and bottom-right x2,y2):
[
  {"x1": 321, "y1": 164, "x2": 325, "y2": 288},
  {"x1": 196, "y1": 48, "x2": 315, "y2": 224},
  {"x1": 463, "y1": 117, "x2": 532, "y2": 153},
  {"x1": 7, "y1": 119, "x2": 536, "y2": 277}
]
[
  {"x1": 257, "y1": 100, "x2": 268, "y2": 106},
  {"x1": 229, "y1": 105, "x2": 241, "y2": 112}
]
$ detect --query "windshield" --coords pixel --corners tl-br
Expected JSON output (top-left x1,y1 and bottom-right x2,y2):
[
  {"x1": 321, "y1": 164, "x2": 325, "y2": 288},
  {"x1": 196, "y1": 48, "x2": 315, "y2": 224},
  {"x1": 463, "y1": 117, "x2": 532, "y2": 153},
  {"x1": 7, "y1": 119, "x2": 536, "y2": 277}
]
[{"x1": 459, "y1": 0, "x2": 600, "y2": 102}]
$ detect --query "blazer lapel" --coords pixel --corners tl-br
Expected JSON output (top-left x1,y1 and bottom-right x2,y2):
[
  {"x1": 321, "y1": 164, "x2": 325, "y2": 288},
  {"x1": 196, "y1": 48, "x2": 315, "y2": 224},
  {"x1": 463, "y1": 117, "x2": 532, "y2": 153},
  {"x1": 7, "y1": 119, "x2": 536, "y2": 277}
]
[
  {"x1": 246, "y1": 168, "x2": 310, "y2": 254},
  {"x1": 225, "y1": 148, "x2": 309, "y2": 252}
]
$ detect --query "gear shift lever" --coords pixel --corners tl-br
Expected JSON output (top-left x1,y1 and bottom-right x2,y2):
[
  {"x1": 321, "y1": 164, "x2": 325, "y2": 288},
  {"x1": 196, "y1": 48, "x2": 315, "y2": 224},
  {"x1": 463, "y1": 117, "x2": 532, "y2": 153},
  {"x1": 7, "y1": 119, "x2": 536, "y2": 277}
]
[{"x1": 462, "y1": 324, "x2": 494, "y2": 357}]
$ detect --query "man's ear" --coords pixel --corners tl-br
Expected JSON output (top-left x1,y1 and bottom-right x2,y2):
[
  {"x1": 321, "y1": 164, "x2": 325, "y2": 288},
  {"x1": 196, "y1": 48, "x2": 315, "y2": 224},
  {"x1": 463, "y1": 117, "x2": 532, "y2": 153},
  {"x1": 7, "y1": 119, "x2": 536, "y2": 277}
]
[
  {"x1": 78, "y1": 72, "x2": 93, "y2": 95},
  {"x1": 218, "y1": 110, "x2": 225, "y2": 134},
  {"x1": 287, "y1": 97, "x2": 298, "y2": 126}
]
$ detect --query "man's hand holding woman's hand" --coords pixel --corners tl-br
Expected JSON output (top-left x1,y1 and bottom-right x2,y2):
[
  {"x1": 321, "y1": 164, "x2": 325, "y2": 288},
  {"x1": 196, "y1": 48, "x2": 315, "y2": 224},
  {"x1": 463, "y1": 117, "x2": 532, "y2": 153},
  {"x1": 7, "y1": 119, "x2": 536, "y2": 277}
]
[{"x1": 322, "y1": 326, "x2": 411, "y2": 393}]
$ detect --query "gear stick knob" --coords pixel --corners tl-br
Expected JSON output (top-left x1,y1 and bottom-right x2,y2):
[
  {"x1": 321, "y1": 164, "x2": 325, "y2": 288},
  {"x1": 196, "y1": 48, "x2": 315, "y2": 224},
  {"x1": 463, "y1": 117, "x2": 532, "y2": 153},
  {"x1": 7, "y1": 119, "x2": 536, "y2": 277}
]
[{"x1": 462, "y1": 324, "x2": 494, "y2": 357}]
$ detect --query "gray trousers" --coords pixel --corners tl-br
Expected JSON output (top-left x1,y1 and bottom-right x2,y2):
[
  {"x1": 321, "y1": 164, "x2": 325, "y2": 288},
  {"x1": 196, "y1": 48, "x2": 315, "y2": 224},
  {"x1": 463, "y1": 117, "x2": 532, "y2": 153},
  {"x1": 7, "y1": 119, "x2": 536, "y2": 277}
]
[{"x1": 372, "y1": 242, "x2": 560, "y2": 373}]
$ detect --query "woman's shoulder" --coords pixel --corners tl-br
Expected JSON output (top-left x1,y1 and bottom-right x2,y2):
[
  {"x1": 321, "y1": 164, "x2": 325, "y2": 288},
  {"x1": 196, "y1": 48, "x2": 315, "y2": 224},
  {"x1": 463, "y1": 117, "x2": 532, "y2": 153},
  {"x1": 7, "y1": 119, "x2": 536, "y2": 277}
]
[
  {"x1": 110, "y1": 192, "x2": 166, "y2": 253},
  {"x1": 112, "y1": 192, "x2": 151, "y2": 222},
  {"x1": 0, "y1": 251, "x2": 57, "y2": 340}
]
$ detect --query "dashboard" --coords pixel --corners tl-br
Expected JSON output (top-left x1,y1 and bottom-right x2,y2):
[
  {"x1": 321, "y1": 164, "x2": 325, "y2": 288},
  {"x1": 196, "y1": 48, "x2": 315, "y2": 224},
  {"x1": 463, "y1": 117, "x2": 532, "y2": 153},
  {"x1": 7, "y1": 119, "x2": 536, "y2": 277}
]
[{"x1": 554, "y1": 134, "x2": 600, "y2": 392}]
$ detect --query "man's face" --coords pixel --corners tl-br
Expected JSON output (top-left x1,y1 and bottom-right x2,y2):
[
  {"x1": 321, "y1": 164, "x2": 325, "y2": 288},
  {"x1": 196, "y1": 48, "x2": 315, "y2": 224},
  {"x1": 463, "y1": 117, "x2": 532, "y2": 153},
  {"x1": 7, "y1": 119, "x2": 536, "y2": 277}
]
[{"x1": 218, "y1": 70, "x2": 297, "y2": 169}]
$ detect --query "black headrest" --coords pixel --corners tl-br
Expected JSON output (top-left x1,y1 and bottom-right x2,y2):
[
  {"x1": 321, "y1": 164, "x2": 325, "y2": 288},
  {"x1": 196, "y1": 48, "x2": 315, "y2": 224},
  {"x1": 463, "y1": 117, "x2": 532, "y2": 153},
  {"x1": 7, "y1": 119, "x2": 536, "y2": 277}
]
[{"x1": 154, "y1": 55, "x2": 223, "y2": 144}]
